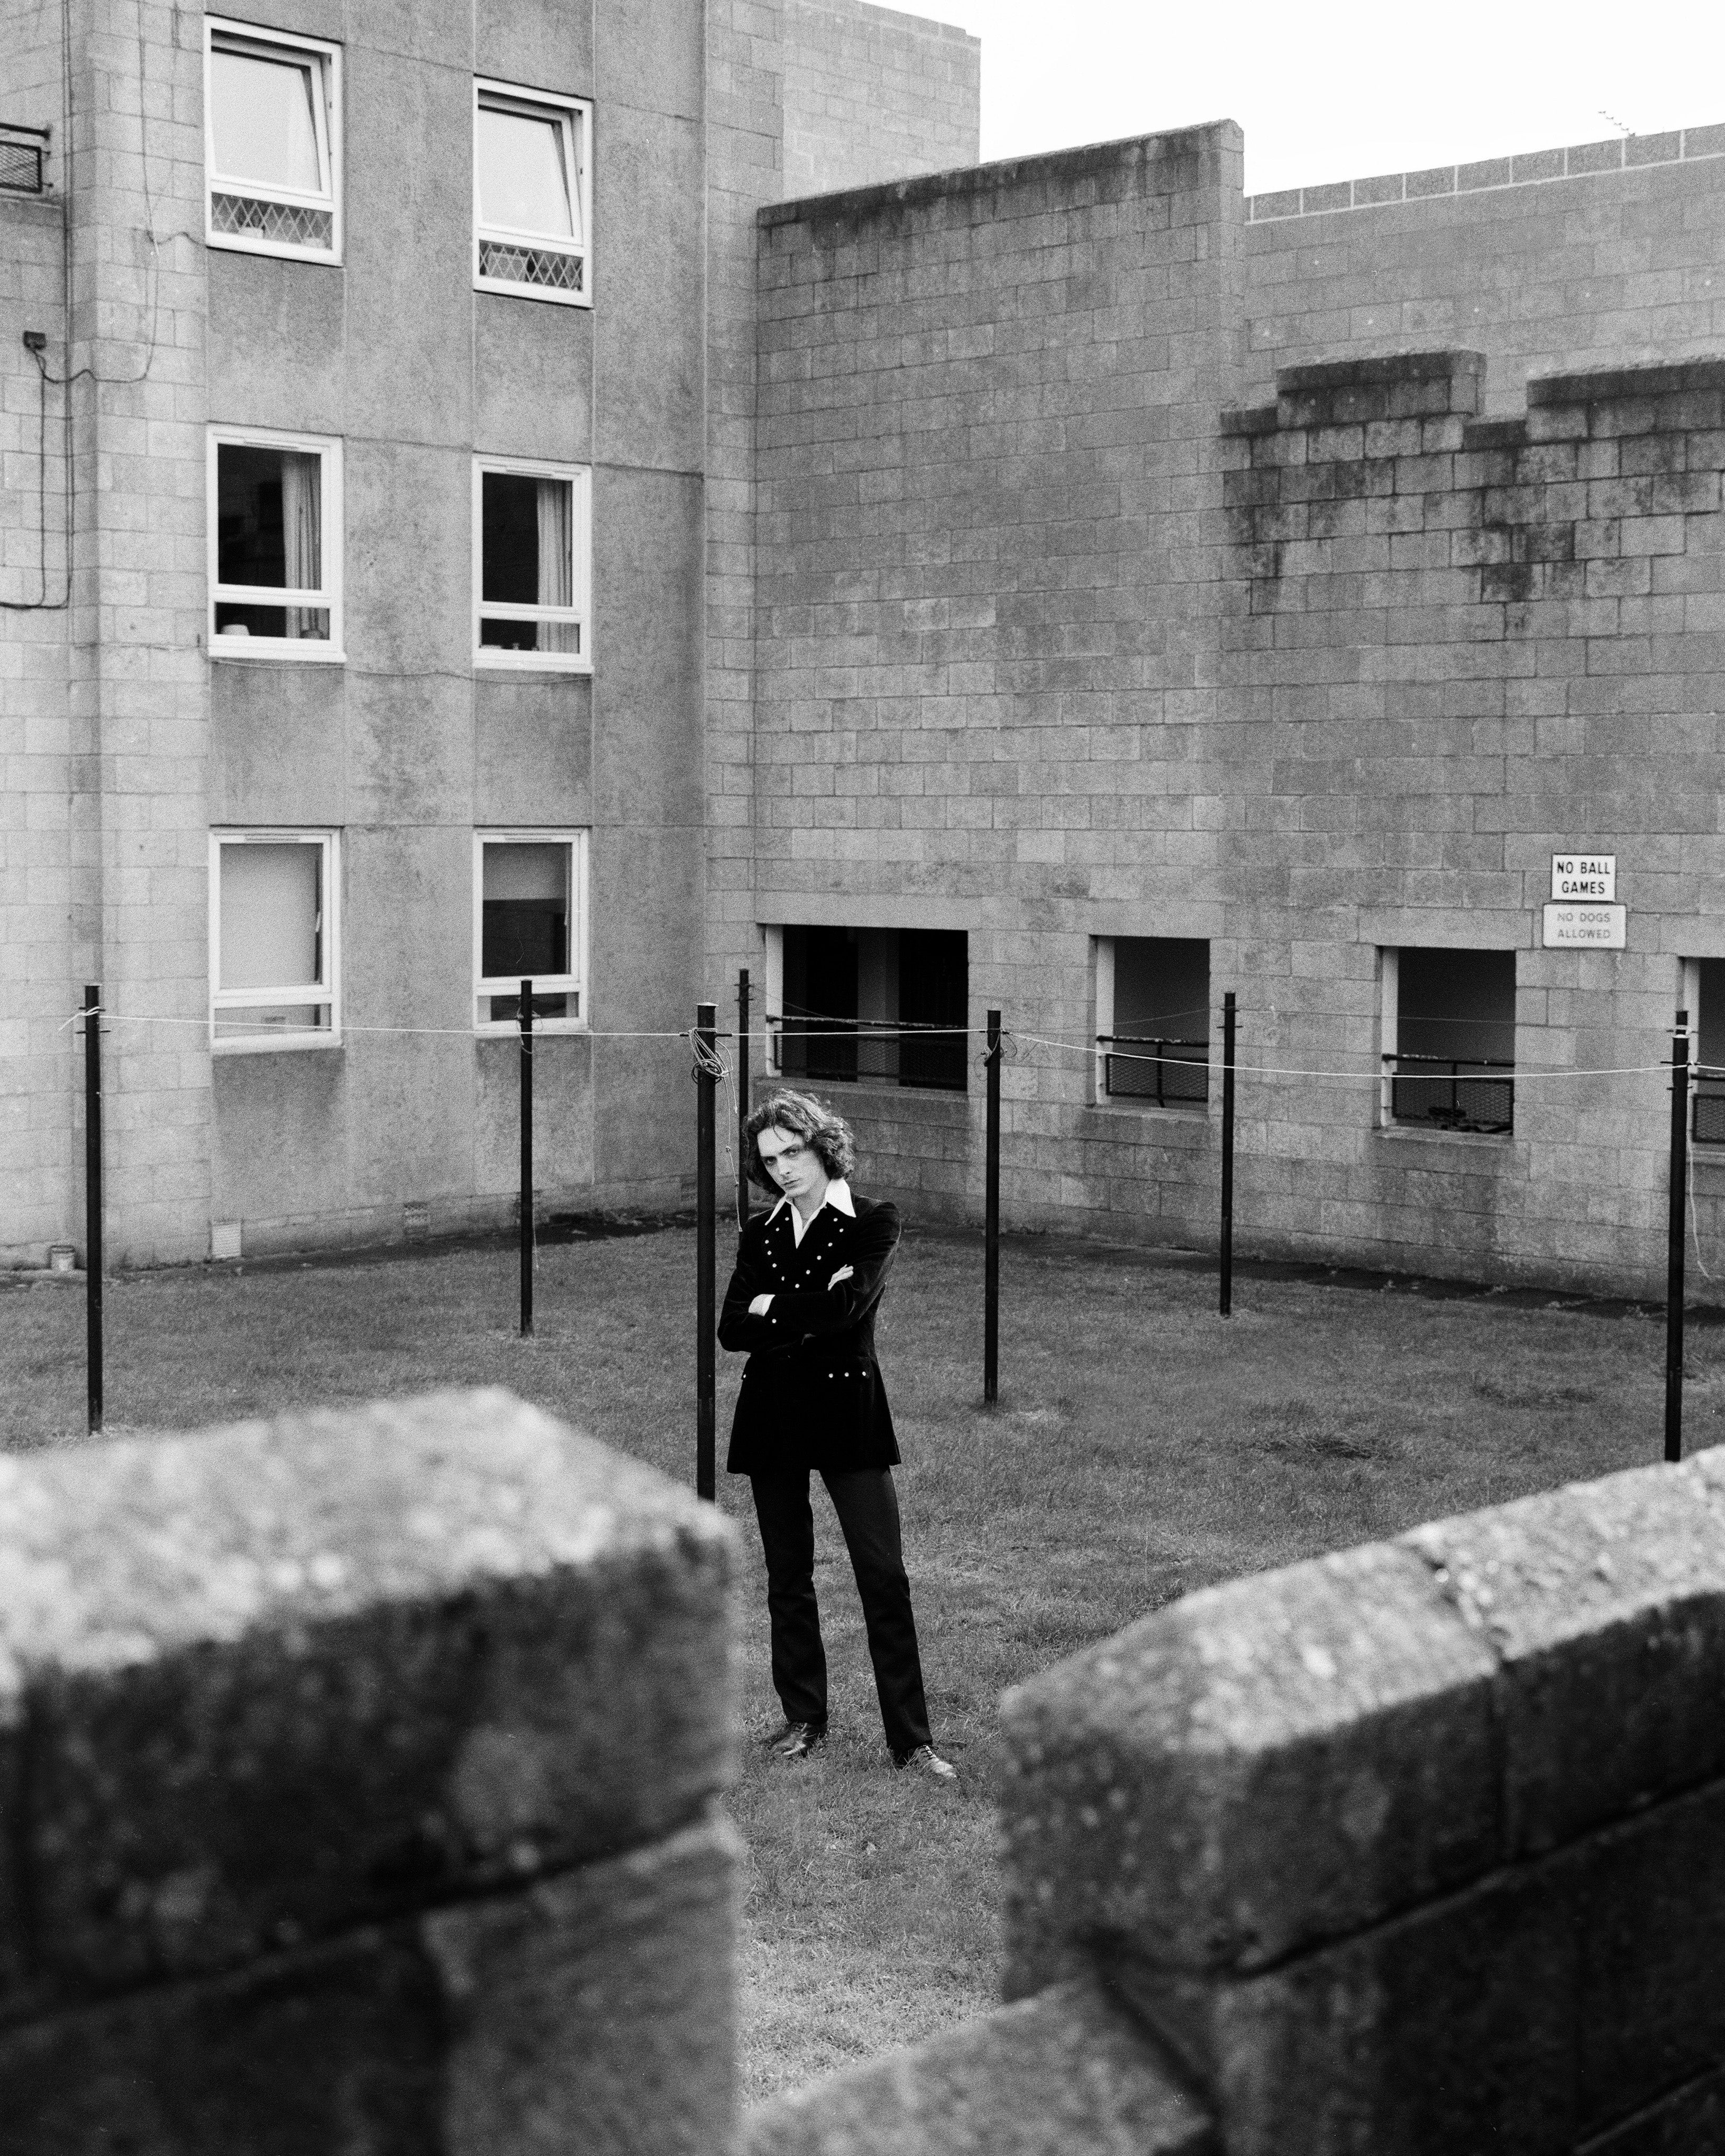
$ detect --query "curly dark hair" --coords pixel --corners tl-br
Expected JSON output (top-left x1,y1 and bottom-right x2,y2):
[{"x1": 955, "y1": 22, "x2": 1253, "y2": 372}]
[{"x1": 743, "y1": 1090, "x2": 859, "y2": 1193}]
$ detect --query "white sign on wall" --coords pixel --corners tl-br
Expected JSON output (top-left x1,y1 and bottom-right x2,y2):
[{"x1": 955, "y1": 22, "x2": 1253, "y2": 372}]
[
  {"x1": 1543, "y1": 902, "x2": 1627, "y2": 950},
  {"x1": 1551, "y1": 854, "x2": 1616, "y2": 900}
]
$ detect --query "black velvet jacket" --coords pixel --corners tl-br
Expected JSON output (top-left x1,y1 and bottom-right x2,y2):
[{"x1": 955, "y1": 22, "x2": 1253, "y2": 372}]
[{"x1": 718, "y1": 1191, "x2": 902, "y2": 1476}]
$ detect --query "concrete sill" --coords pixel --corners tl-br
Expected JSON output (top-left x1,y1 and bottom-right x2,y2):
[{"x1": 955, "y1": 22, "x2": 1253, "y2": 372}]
[
  {"x1": 208, "y1": 648, "x2": 345, "y2": 665},
  {"x1": 1084, "y1": 1101, "x2": 1210, "y2": 1125},
  {"x1": 3, "y1": 1267, "x2": 87, "y2": 1287},
  {"x1": 213, "y1": 1038, "x2": 342, "y2": 1056},
  {"x1": 475, "y1": 1026, "x2": 591, "y2": 1042},
  {"x1": 1372, "y1": 1123, "x2": 1515, "y2": 1152},
  {"x1": 786, "y1": 1082, "x2": 970, "y2": 1109},
  {"x1": 473, "y1": 661, "x2": 593, "y2": 679}
]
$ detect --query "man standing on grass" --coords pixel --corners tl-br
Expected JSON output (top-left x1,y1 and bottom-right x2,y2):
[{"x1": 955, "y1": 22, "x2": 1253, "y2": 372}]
[{"x1": 719, "y1": 1089, "x2": 957, "y2": 1781}]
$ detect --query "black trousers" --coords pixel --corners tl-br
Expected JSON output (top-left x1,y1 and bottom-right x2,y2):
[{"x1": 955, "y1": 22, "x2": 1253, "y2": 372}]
[{"x1": 750, "y1": 1467, "x2": 933, "y2": 1761}]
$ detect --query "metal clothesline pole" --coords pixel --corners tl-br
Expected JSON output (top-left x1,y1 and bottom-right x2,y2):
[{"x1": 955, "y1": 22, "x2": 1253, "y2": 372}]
[
  {"x1": 84, "y1": 982, "x2": 103, "y2": 1435},
  {"x1": 1667, "y1": 1010, "x2": 1690, "y2": 1462},
  {"x1": 696, "y1": 1001, "x2": 718, "y2": 1501},
  {"x1": 984, "y1": 1008, "x2": 1001, "y2": 1404},
  {"x1": 519, "y1": 978, "x2": 534, "y2": 1338},
  {"x1": 737, "y1": 967, "x2": 752, "y2": 1230},
  {"x1": 1220, "y1": 991, "x2": 1236, "y2": 1318}
]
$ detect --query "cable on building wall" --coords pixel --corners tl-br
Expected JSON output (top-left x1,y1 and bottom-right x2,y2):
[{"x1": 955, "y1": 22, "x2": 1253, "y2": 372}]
[
  {"x1": 0, "y1": 337, "x2": 61, "y2": 610},
  {"x1": 7, "y1": 2, "x2": 182, "y2": 610}
]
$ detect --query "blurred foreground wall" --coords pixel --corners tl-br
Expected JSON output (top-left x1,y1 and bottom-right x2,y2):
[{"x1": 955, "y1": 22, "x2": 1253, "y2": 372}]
[{"x1": 6, "y1": 1390, "x2": 1725, "y2": 2151}]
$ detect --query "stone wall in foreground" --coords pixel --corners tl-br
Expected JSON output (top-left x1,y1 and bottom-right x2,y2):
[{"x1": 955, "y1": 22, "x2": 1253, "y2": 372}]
[
  {"x1": 13, "y1": 1391, "x2": 1725, "y2": 2151},
  {"x1": 0, "y1": 1389, "x2": 737, "y2": 2153},
  {"x1": 753, "y1": 1441, "x2": 1725, "y2": 2152}
]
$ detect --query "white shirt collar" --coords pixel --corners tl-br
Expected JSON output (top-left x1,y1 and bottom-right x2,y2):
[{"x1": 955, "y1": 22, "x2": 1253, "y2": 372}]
[{"x1": 768, "y1": 1177, "x2": 855, "y2": 1245}]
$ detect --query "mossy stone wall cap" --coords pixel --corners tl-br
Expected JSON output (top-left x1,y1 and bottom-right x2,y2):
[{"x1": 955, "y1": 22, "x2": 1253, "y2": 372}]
[
  {"x1": 0, "y1": 1388, "x2": 727, "y2": 1665},
  {"x1": 1274, "y1": 348, "x2": 1487, "y2": 395},
  {"x1": 0, "y1": 1389, "x2": 736, "y2": 2019},
  {"x1": 998, "y1": 1539, "x2": 1499, "y2": 1986},
  {"x1": 999, "y1": 1452, "x2": 1725, "y2": 2004}
]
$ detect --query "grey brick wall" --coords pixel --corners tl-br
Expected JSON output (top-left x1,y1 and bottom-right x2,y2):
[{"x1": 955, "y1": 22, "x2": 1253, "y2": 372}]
[
  {"x1": 750, "y1": 126, "x2": 1251, "y2": 1244},
  {"x1": 702, "y1": 0, "x2": 981, "y2": 1021},
  {"x1": 746, "y1": 126, "x2": 1725, "y2": 1296},
  {"x1": 1244, "y1": 132, "x2": 1725, "y2": 415},
  {"x1": 1, "y1": 145, "x2": 72, "y2": 1262},
  {"x1": 781, "y1": 0, "x2": 979, "y2": 202}
]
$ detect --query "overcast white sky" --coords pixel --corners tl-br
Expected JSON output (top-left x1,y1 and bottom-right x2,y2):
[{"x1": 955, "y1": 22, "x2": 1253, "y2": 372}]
[{"x1": 892, "y1": 1, "x2": 1725, "y2": 198}]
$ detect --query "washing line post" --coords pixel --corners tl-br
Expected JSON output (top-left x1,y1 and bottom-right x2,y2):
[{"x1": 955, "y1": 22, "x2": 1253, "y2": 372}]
[
  {"x1": 518, "y1": 979, "x2": 534, "y2": 1338},
  {"x1": 84, "y1": 982, "x2": 103, "y2": 1436},
  {"x1": 1667, "y1": 1008, "x2": 1691, "y2": 1463},
  {"x1": 1220, "y1": 990, "x2": 1236, "y2": 1318},
  {"x1": 737, "y1": 967, "x2": 752, "y2": 1229},
  {"x1": 984, "y1": 1008, "x2": 1001, "y2": 1404},
  {"x1": 696, "y1": 1001, "x2": 718, "y2": 1501}
]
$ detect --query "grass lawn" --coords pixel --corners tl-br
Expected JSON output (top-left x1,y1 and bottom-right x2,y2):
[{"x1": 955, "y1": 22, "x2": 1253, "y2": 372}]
[{"x1": 5, "y1": 1221, "x2": 1720, "y2": 2104}]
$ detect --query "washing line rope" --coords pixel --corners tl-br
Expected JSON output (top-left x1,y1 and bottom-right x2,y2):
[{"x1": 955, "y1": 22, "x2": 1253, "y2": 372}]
[{"x1": 42, "y1": 1006, "x2": 1695, "y2": 1087}]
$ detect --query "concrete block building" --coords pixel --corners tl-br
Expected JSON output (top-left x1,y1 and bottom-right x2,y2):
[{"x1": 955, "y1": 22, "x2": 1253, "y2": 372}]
[
  {"x1": 7, "y1": 1, "x2": 1725, "y2": 1298},
  {"x1": 0, "y1": 0, "x2": 978, "y2": 1267},
  {"x1": 726, "y1": 121, "x2": 1725, "y2": 1298}
]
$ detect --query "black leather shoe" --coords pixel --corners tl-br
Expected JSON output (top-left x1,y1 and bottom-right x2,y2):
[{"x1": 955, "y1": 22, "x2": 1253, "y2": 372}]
[
  {"x1": 765, "y1": 1720, "x2": 827, "y2": 1761},
  {"x1": 896, "y1": 1743, "x2": 958, "y2": 1781}
]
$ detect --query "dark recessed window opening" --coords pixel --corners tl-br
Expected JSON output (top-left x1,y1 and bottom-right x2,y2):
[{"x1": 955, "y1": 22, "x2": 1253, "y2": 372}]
[
  {"x1": 1387, "y1": 948, "x2": 1516, "y2": 1134},
  {"x1": 1099, "y1": 938, "x2": 1209, "y2": 1107},
  {"x1": 779, "y1": 926, "x2": 968, "y2": 1092},
  {"x1": 1692, "y1": 960, "x2": 1725, "y2": 1144}
]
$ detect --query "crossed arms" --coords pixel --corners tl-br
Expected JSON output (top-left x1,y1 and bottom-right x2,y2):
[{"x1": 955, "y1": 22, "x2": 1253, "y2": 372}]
[{"x1": 717, "y1": 1204, "x2": 901, "y2": 1353}]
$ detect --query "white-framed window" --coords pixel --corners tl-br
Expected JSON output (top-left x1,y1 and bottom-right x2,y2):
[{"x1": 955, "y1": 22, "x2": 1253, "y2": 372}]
[
  {"x1": 205, "y1": 18, "x2": 342, "y2": 262},
  {"x1": 473, "y1": 78, "x2": 591, "y2": 306},
  {"x1": 209, "y1": 831, "x2": 340, "y2": 1052},
  {"x1": 474, "y1": 831, "x2": 589, "y2": 1031},
  {"x1": 473, "y1": 456, "x2": 590, "y2": 668},
  {"x1": 208, "y1": 427, "x2": 343, "y2": 659}
]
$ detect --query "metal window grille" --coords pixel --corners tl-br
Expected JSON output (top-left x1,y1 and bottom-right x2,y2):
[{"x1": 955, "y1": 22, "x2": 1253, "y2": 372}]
[
  {"x1": 1385, "y1": 1054, "x2": 1514, "y2": 1134},
  {"x1": 0, "y1": 138, "x2": 44, "y2": 193},
  {"x1": 211, "y1": 193, "x2": 333, "y2": 250},
  {"x1": 479, "y1": 239, "x2": 584, "y2": 293},
  {"x1": 1099, "y1": 1036, "x2": 1209, "y2": 1106},
  {"x1": 774, "y1": 1017, "x2": 967, "y2": 1093},
  {"x1": 1693, "y1": 1068, "x2": 1725, "y2": 1145}
]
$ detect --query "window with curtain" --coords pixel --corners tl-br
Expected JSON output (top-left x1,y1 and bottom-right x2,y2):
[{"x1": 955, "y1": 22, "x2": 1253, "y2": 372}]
[
  {"x1": 474, "y1": 460, "x2": 589, "y2": 666},
  {"x1": 474, "y1": 833, "x2": 588, "y2": 1029},
  {"x1": 211, "y1": 833, "x2": 339, "y2": 1049},
  {"x1": 473, "y1": 80, "x2": 590, "y2": 304},
  {"x1": 206, "y1": 20, "x2": 341, "y2": 260},
  {"x1": 209, "y1": 431, "x2": 341, "y2": 657}
]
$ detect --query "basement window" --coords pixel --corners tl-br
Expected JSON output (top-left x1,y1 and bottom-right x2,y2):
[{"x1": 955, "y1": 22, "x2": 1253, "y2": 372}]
[
  {"x1": 210, "y1": 832, "x2": 339, "y2": 1050},
  {"x1": 205, "y1": 19, "x2": 341, "y2": 261},
  {"x1": 474, "y1": 832, "x2": 588, "y2": 1031},
  {"x1": 473, "y1": 458, "x2": 590, "y2": 668},
  {"x1": 473, "y1": 79, "x2": 591, "y2": 306},
  {"x1": 1381, "y1": 947, "x2": 1516, "y2": 1135},
  {"x1": 772, "y1": 926, "x2": 969, "y2": 1092},
  {"x1": 208, "y1": 428, "x2": 342, "y2": 657},
  {"x1": 1094, "y1": 938, "x2": 1209, "y2": 1107}
]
